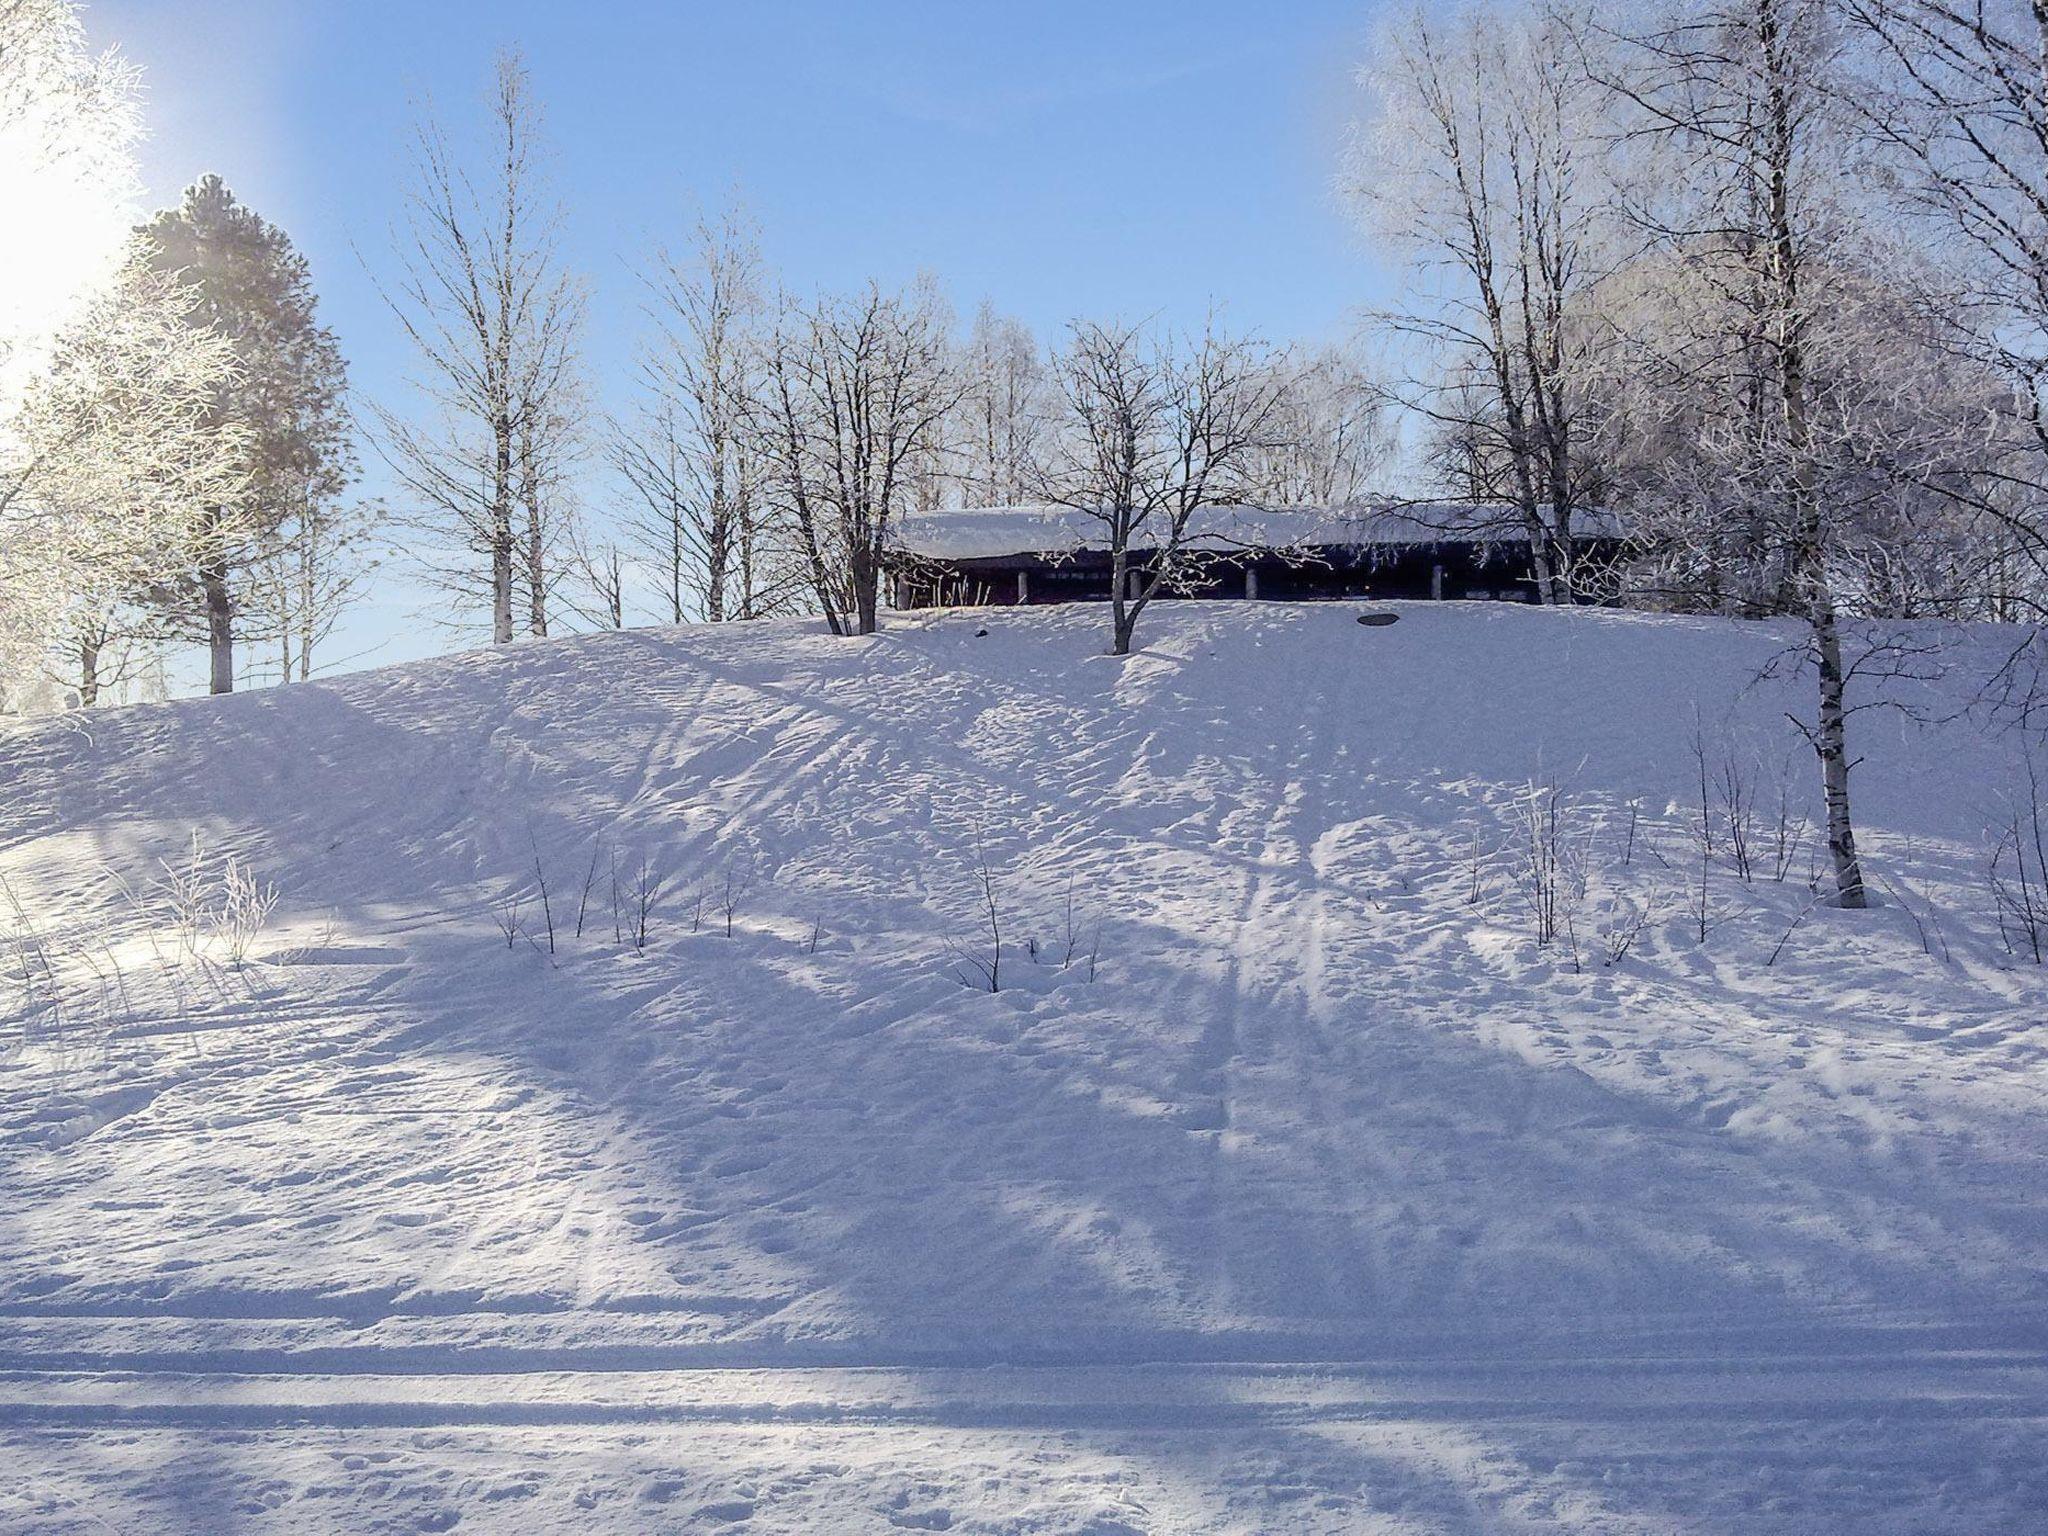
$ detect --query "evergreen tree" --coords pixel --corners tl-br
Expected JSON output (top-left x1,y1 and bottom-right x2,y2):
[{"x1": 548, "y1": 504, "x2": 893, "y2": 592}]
[{"x1": 136, "y1": 174, "x2": 353, "y2": 692}]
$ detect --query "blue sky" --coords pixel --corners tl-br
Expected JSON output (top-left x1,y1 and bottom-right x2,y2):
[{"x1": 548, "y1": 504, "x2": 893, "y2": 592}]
[{"x1": 83, "y1": 0, "x2": 1402, "y2": 676}]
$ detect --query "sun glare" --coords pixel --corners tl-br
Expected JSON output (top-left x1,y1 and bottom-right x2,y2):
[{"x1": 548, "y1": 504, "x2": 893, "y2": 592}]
[{"x1": 0, "y1": 97, "x2": 135, "y2": 415}]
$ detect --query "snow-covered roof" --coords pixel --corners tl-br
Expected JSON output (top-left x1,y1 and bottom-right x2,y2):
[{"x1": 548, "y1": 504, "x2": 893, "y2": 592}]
[{"x1": 888, "y1": 502, "x2": 1624, "y2": 561}]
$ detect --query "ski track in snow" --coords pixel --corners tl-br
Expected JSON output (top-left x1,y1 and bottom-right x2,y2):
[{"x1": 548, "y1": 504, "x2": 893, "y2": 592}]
[{"x1": 0, "y1": 601, "x2": 2044, "y2": 1532}]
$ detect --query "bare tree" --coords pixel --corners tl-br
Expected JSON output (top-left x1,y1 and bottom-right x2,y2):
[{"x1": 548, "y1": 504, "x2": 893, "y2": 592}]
[
  {"x1": 1595, "y1": 0, "x2": 1880, "y2": 905},
  {"x1": 371, "y1": 47, "x2": 584, "y2": 644},
  {"x1": 247, "y1": 493, "x2": 381, "y2": 683},
  {"x1": 1350, "y1": 2, "x2": 1617, "y2": 600},
  {"x1": 514, "y1": 384, "x2": 587, "y2": 638},
  {"x1": 561, "y1": 522, "x2": 628, "y2": 630},
  {"x1": 951, "y1": 301, "x2": 1048, "y2": 506},
  {"x1": 1243, "y1": 345, "x2": 1393, "y2": 506},
  {"x1": 1041, "y1": 316, "x2": 1288, "y2": 656},
  {"x1": 616, "y1": 209, "x2": 783, "y2": 622},
  {"x1": 755, "y1": 279, "x2": 958, "y2": 635},
  {"x1": 1840, "y1": 0, "x2": 2048, "y2": 607}
]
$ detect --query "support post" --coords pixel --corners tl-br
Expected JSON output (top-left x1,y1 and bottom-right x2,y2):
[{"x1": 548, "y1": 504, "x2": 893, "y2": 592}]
[
  {"x1": 1017, "y1": 569, "x2": 1030, "y2": 605},
  {"x1": 1431, "y1": 562, "x2": 1444, "y2": 601},
  {"x1": 1245, "y1": 564, "x2": 1259, "y2": 601}
]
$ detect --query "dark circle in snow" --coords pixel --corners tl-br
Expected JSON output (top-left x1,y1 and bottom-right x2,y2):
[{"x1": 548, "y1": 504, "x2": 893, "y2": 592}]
[
  {"x1": 975, "y1": 627, "x2": 989, "y2": 637},
  {"x1": 1356, "y1": 611, "x2": 1400, "y2": 627}
]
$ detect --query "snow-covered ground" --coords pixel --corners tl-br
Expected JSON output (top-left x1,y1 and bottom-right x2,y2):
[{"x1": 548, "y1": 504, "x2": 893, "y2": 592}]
[{"x1": 1, "y1": 601, "x2": 2043, "y2": 1533}]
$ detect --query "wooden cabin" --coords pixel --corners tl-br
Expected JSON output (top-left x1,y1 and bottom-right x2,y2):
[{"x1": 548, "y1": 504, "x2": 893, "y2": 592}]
[{"x1": 884, "y1": 503, "x2": 1627, "y2": 609}]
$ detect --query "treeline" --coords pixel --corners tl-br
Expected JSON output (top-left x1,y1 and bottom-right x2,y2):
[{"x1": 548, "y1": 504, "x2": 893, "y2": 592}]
[
  {"x1": 1354, "y1": 0, "x2": 2048, "y2": 630},
  {"x1": 367, "y1": 52, "x2": 1389, "y2": 652},
  {"x1": 1353, "y1": 0, "x2": 2048, "y2": 905},
  {"x1": 0, "y1": 15, "x2": 1389, "y2": 704},
  {"x1": 9, "y1": 0, "x2": 2048, "y2": 910}
]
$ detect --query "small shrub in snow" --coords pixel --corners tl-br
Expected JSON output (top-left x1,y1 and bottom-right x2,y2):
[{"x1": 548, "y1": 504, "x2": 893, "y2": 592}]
[
  {"x1": 151, "y1": 832, "x2": 278, "y2": 971},
  {"x1": 493, "y1": 890, "x2": 523, "y2": 948},
  {"x1": 1717, "y1": 751, "x2": 1759, "y2": 882},
  {"x1": 528, "y1": 834, "x2": 557, "y2": 957},
  {"x1": 157, "y1": 832, "x2": 214, "y2": 966},
  {"x1": 1514, "y1": 778, "x2": 1587, "y2": 958},
  {"x1": 213, "y1": 853, "x2": 279, "y2": 970},
  {"x1": 631, "y1": 857, "x2": 664, "y2": 950},
  {"x1": 0, "y1": 875, "x2": 63, "y2": 1043},
  {"x1": 1767, "y1": 774, "x2": 1810, "y2": 883},
  {"x1": 1597, "y1": 893, "x2": 1656, "y2": 967},
  {"x1": 947, "y1": 826, "x2": 1004, "y2": 993},
  {"x1": 1989, "y1": 754, "x2": 2048, "y2": 964},
  {"x1": 574, "y1": 846, "x2": 602, "y2": 939},
  {"x1": 716, "y1": 864, "x2": 750, "y2": 940}
]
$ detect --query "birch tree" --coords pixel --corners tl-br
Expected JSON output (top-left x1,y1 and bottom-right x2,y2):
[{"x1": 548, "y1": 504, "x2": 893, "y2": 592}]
[
  {"x1": 1243, "y1": 345, "x2": 1392, "y2": 506},
  {"x1": 951, "y1": 301, "x2": 1048, "y2": 507},
  {"x1": 246, "y1": 493, "x2": 380, "y2": 683},
  {"x1": 1, "y1": 257, "x2": 248, "y2": 706},
  {"x1": 1839, "y1": 0, "x2": 2048, "y2": 611},
  {"x1": 616, "y1": 210, "x2": 781, "y2": 622},
  {"x1": 1350, "y1": 2, "x2": 1616, "y2": 598},
  {"x1": 1595, "y1": 0, "x2": 1887, "y2": 906},
  {"x1": 372, "y1": 48, "x2": 583, "y2": 644}
]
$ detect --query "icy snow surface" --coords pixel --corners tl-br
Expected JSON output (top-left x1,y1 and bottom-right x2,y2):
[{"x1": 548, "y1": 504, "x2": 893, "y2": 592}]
[{"x1": 0, "y1": 601, "x2": 2043, "y2": 1532}]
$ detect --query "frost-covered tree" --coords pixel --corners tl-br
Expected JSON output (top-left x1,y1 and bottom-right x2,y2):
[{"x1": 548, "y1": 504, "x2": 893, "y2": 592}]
[
  {"x1": 1839, "y1": 0, "x2": 2048, "y2": 613},
  {"x1": 950, "y1": 301, "x2": 1048, "y2": 508},
  {"x1": 0, "y1": 0, "x2": 138, "y2": 409},
  {"x1": 1042, "y1": 316, "x2": 1289, "y2": 656},
  {"x1": 1350, "y1": 1, "x2": 1616, "y2": 600},
  {"x1": 373, "y1": 47, "x2": 584, "y2": 644},
  {"x1": 1594, "y1": 0, "x2": 1894, "y2": 906},
  {"x1": 756, "y1": 279, "x2": 958, "y2": 635},
  {"x1": 2, "y1": 256, "x2": 249, "y2": 706},
  {"x1": 133, "y1": 175, "x2": 354, "y2": 692},
  {"x1": 1242, "y1": 345, "x2": 1391, "y2": 507}
]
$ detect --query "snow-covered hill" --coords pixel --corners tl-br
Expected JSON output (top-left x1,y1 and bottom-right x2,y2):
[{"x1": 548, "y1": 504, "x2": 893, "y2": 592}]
[{"x1": 1, "y1": 601, "x2": 2044, "y2": 1533}]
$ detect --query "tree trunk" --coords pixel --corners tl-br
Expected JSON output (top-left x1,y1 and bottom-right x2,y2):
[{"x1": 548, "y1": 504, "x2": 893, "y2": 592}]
[
  {"x1": 849, "y1": 536, "x2": 879, "y2": 635},
  {"x1": 521, "y1": 430, "x2": 548, "y2": 638},
  {"x1": 1810, "y1": 594, "x2": 1868, "y2": 908},
  {"x1": 704, "y1": 514, "x2": 729, "y2": 623},
  {"x1": 78, "y1": 632, "x2": 100, "y2": 708},
  {"x1": 298, "y1": 534, "x2": 316, "y2": 681},
  {"x1": 526, "y1": 503, "x2": 548, "y2": 638},
  {"x1": 203, "y1": 557, "x2": 234, "y2": 694},
  {"x1": 1108, "y1": 544, "x2": 1133, "y2": 656},
  {"x1": 491, "y1": 414, "x2": 515, "y2": 644}
]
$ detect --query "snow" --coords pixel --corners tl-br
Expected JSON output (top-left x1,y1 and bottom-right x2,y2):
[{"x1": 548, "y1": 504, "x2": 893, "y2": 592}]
[
  {"x1": 888, "y1": 502, "x2": 1626, "y2": 560},
  {"x1": 0, "y1": 600, "x2": 2044, "y2": 1532}
]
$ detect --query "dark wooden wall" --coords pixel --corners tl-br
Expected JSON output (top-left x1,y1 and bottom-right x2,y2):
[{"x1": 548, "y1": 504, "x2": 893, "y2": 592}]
[{"x1": 888, "y1": 542, "x2": 1625, "y2": 610}]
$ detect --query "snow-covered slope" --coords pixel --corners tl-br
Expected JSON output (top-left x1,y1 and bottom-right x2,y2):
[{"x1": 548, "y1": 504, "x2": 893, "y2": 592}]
[{"x1": 1, "y1": 602, "x2": 2043, "y2": 1533}]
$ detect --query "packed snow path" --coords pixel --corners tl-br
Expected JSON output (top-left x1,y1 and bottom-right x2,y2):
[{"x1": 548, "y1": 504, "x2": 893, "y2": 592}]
[{"x1": 1, "y1": 603, "x2": 2043, "y2": 1532}]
